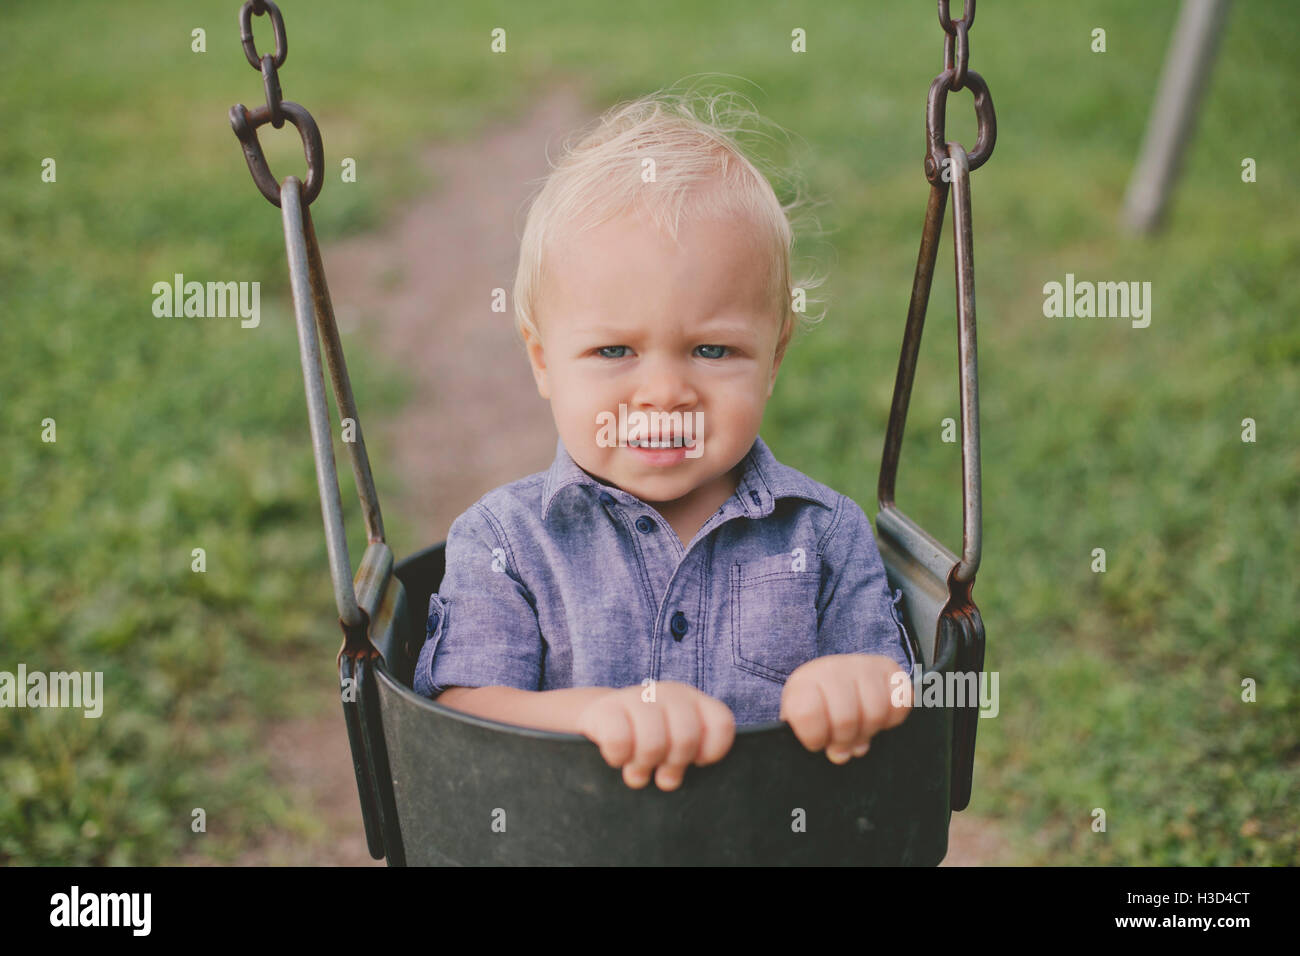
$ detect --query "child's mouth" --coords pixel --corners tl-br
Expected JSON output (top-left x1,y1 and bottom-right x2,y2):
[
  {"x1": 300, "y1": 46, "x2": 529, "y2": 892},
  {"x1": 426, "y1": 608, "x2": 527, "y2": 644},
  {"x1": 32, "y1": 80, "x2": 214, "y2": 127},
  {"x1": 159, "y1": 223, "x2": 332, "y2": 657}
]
[
  {"x1": 628, "y1": 436, "x2": 691, "y2": 448},
  {"x1": 626, "y1": 438, "x2": 693, "y2": 466}
]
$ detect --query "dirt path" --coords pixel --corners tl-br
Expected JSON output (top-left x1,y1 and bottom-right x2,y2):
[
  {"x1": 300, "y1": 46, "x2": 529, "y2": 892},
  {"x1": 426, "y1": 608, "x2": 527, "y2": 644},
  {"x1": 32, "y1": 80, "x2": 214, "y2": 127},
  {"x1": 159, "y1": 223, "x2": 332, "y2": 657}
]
[
  {"x1": 237, "y1": 81, "x2": 1008, "y2": 866},
  {"x1": 326, "y1": 85, "x2": 592, "y2": 551}
]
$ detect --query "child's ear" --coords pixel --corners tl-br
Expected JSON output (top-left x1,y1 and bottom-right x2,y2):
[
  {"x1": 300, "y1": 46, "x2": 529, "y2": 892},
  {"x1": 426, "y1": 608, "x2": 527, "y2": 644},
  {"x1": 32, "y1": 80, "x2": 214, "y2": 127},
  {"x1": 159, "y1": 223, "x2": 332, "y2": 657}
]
[
  {"x1": 522, "y1": 325, "x2": 551, "y2": 400},
  {"x1": 768, "y1": 317, "x2": 792, "y2": 397}
]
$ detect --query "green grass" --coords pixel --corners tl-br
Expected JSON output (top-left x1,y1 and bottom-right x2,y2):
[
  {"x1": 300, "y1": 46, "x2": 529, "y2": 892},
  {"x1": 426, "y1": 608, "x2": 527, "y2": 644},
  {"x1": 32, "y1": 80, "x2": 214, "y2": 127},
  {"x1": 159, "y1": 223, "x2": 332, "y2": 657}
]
[{"x1": 1, "y1": 0, "x2": 1296, "y2": 864}]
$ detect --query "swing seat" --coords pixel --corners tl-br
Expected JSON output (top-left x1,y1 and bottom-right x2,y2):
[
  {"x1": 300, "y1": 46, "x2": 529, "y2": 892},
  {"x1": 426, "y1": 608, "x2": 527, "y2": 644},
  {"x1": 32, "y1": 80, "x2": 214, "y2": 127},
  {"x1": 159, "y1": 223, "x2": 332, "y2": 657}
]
[{"x1": 341, "y1": 539, "x2": 961, "y2": 866}]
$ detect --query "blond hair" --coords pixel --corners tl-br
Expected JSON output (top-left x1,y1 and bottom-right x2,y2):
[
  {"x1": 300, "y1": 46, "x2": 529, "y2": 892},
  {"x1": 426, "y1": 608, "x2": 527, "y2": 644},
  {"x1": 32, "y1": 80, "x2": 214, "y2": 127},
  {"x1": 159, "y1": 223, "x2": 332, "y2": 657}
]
[{"x1": 512, "y1": 80, "x2": 827, "y2": 354}]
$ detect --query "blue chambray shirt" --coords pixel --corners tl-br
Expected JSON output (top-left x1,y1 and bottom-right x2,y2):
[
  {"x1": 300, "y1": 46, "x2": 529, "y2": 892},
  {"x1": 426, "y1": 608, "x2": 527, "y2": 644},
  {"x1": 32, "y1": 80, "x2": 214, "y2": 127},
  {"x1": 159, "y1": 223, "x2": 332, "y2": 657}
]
[{"x1": 413, "y1": 434, "x2": 916, "y2": 726}]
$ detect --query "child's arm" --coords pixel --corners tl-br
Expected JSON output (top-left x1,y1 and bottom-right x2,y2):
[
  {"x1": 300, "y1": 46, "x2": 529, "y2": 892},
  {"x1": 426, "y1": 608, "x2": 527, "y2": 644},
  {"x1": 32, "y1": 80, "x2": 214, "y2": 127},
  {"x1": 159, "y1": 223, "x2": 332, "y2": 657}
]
[
  {"x1": 437, "y1": 682, "x2": 736, "y2": 791},
  {"x1": 435, "y1": 685, "x2": 613, "y2": 733}
]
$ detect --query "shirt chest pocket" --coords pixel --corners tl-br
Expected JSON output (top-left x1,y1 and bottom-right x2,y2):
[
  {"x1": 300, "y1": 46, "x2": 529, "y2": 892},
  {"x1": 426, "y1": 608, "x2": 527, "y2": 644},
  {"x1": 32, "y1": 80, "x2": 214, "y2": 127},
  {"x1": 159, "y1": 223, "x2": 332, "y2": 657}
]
[{"x1": 729, "y1": 550, "x2": 823, "y2": 683}]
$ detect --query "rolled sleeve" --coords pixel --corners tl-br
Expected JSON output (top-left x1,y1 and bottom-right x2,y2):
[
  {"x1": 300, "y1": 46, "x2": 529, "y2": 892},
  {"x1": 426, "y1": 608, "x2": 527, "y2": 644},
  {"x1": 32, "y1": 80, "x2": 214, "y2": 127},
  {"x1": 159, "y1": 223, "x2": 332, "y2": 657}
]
[
  {"x1": 816, "y1": 496, "x2": 916, "y2": 677},
  {"x1": 412, "y1": 503, "x2": 545, "y2": 698}
]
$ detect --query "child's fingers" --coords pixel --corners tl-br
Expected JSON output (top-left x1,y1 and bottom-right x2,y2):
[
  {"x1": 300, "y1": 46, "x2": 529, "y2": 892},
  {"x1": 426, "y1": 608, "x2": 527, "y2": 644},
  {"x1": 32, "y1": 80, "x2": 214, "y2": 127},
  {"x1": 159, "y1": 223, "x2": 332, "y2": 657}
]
[
  {"x1": 781, "y1": 679, "x2": 832, "y2": 751},
  {"x1": 839, "y1": 663, "x2": 912, "y2": 760},
  {"x1": 819, "y1": 674, "x2": 863, "y2": 754},
  {"x1": 853, "y1": 669, "x2": 891, "y2": 740},
  {"x1": 693, "y1": 696, "x2": 736, "y2": 766},
  {"x1": 623, "y1": 763, "x2": 652, "y2": 789},
  {"x1": 886, "y1": 663, "x2": 915, "y2": 713},
  {"x1": 654, "y1": 763, "x2": 687, "y2": 791},
  {"x1": 580, "y1": 701, "x2": 635, "y2": 769},
  {"x1": 661, "y1": 699, "x2": 703, "y2": 773},
  {"x1": 881, "y1": 666, "x2": 913, "y2": 729},
  {"x1": 623, "y1": 699, "x2": 668, "y2": 789}
]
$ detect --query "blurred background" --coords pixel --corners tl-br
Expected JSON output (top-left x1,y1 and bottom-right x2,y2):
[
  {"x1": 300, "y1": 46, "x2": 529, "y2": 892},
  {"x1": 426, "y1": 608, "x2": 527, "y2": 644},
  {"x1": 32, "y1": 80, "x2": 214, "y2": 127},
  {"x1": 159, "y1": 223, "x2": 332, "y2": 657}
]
[{"x1": 1, "y1": 0, "x2": 1295, "y2": 865}]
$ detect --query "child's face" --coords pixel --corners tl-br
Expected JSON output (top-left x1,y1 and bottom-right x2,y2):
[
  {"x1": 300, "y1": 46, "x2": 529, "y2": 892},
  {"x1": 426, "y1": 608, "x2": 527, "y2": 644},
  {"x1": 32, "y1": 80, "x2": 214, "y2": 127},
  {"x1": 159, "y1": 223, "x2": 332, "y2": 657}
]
[{"x1": 523, "y1": 205, "x2": 789, "y2": 514}]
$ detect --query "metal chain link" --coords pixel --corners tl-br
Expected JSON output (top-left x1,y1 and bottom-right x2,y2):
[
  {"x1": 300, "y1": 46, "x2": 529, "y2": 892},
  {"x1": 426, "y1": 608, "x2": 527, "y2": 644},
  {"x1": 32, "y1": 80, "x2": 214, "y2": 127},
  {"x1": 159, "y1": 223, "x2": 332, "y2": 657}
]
[
  {"x1": 937, "y1": 0, "x2": 975, "y2": 34},
  {"x1": 943, "y1": 20, "x2": 969, "y2": 91},
  {"x1": 229, "y1": 0, "x2": 323, "y2": 206},
  {"x1": 925, "y1": 0, "x2": 995, "y2": 184}
]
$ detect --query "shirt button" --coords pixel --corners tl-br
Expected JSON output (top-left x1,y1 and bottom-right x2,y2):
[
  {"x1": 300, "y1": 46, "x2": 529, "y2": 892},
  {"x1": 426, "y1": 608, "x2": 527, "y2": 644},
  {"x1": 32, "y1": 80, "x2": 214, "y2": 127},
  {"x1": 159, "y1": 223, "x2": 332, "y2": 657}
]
[
  {"x1": 598, "y1": 491, "x2": 616, "y2": 506},
  {"x1": 635, "y1": 515, "x2": 655, "y2": 533},
  {"x1": 670, "y1": 611, "x2": 688, "y2": 640}
]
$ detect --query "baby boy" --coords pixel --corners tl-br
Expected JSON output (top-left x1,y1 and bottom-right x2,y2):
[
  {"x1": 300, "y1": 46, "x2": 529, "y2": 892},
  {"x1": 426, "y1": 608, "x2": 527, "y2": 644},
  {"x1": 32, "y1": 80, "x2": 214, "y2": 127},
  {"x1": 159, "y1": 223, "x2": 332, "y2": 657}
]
[{"x1": 413, "y1": 90, "x2": 916, "y2": 791}]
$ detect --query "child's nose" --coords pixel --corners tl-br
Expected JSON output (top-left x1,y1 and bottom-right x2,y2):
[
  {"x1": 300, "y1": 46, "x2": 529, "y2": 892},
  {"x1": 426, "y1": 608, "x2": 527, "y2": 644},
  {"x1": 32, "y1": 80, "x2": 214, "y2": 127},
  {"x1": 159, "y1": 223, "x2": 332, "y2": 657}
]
[{"x1": 631, "y1": 355, "x2": 697, "y2": 410}]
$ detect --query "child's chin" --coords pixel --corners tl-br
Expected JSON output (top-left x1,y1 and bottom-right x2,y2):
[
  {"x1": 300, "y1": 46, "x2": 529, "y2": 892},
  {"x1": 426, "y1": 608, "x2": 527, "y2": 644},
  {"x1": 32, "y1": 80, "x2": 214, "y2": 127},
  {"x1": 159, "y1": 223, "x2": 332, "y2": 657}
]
[{"x1": 622, "y1": 475, "x2": 694, "y2": 501}]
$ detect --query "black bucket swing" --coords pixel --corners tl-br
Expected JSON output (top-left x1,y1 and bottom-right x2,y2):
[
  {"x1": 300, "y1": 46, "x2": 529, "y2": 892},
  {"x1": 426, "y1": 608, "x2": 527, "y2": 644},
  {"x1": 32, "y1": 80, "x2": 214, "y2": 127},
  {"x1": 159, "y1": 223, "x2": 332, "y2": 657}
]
[{"x1": 228, "y1": 0, "x2": 993, "y2": 865}]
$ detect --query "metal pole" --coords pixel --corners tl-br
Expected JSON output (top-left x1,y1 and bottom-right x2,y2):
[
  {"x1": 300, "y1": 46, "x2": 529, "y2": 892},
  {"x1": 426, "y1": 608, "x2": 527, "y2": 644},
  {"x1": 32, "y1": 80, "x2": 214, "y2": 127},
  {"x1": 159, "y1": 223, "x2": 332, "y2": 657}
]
[{"x1": 1121, "y1": 0, "x2": 1232, "y2": 234}]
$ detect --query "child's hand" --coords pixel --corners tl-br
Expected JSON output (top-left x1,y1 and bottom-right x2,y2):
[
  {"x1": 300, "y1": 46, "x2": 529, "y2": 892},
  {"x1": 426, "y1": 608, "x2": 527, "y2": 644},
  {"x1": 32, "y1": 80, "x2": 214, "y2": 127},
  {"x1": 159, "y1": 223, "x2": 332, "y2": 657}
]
[
  {"x1": 779, "y1": 654, "x2": 912, "y2": 763},
  {"x1": 577, "y1": 681, "x2": 735, "y2": 791}
]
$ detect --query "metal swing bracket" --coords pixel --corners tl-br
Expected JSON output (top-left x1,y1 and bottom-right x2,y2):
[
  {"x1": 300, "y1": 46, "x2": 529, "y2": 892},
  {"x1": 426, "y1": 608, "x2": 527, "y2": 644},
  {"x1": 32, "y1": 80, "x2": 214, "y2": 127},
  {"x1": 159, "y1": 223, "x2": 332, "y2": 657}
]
[
  {"x1": 279, "y1": 180, "x2": 391, "y2": 669},
  {"x1": 228, "y1": 0, "x2": 405, "y2": 863},
  {"x1": 877, "y1": 0, "x2": 994, "y2": 813},
  {"x1": 227, "y1": 0, "x2": 390, "y2": 665}
]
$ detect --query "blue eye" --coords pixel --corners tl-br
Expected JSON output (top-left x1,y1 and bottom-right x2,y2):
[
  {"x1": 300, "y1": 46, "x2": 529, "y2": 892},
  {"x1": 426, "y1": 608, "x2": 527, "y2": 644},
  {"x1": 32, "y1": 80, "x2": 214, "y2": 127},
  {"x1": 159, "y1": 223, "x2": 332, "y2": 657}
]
[
  {"x1": 696, "y1": 345, "x2": 728, "y2": 359},
  {"x1": 595, "y1": 346, "x2": 629, "y2": 359}
]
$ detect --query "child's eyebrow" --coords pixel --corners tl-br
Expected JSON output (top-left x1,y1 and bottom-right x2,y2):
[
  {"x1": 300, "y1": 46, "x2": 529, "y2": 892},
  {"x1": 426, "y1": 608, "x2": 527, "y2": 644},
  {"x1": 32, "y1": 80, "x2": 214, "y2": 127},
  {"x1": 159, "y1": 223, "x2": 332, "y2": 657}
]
[
  {"x1": 697, "y1": 317, "x2": 762, "y2": 337},
  {"x1": 568, "y1": 324, "x2": 627, "y2": 338},
  {"x1": 571, "y1": 316, "x2": 761, "y2": 339}
]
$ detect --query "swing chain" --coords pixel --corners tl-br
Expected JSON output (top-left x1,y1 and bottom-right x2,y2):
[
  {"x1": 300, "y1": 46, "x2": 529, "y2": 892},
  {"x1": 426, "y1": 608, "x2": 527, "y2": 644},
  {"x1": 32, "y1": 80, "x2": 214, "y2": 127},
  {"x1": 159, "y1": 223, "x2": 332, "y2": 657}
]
[
  {"x1": 926, "y1": 0, "x2": 995, "y2": 184},
  {"x1": 942, "y1": 18, "x2": 969, "y2": 91},
  {"x1": 229, "y1": 0, "x2": 324, "y2": 207},
  {"x1": 937, "y1": 0, "x2": 975, "y2": 34},
  {"x1": 938, "y1": 0, "x2": 976, "y2": 92}
]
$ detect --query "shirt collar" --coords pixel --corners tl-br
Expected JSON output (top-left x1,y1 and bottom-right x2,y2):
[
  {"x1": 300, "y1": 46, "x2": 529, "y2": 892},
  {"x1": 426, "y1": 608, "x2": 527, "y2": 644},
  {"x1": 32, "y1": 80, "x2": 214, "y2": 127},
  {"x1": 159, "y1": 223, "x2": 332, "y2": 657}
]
[{"x1": 540, "y1": 434, "x2": 837, "y2": 522}]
